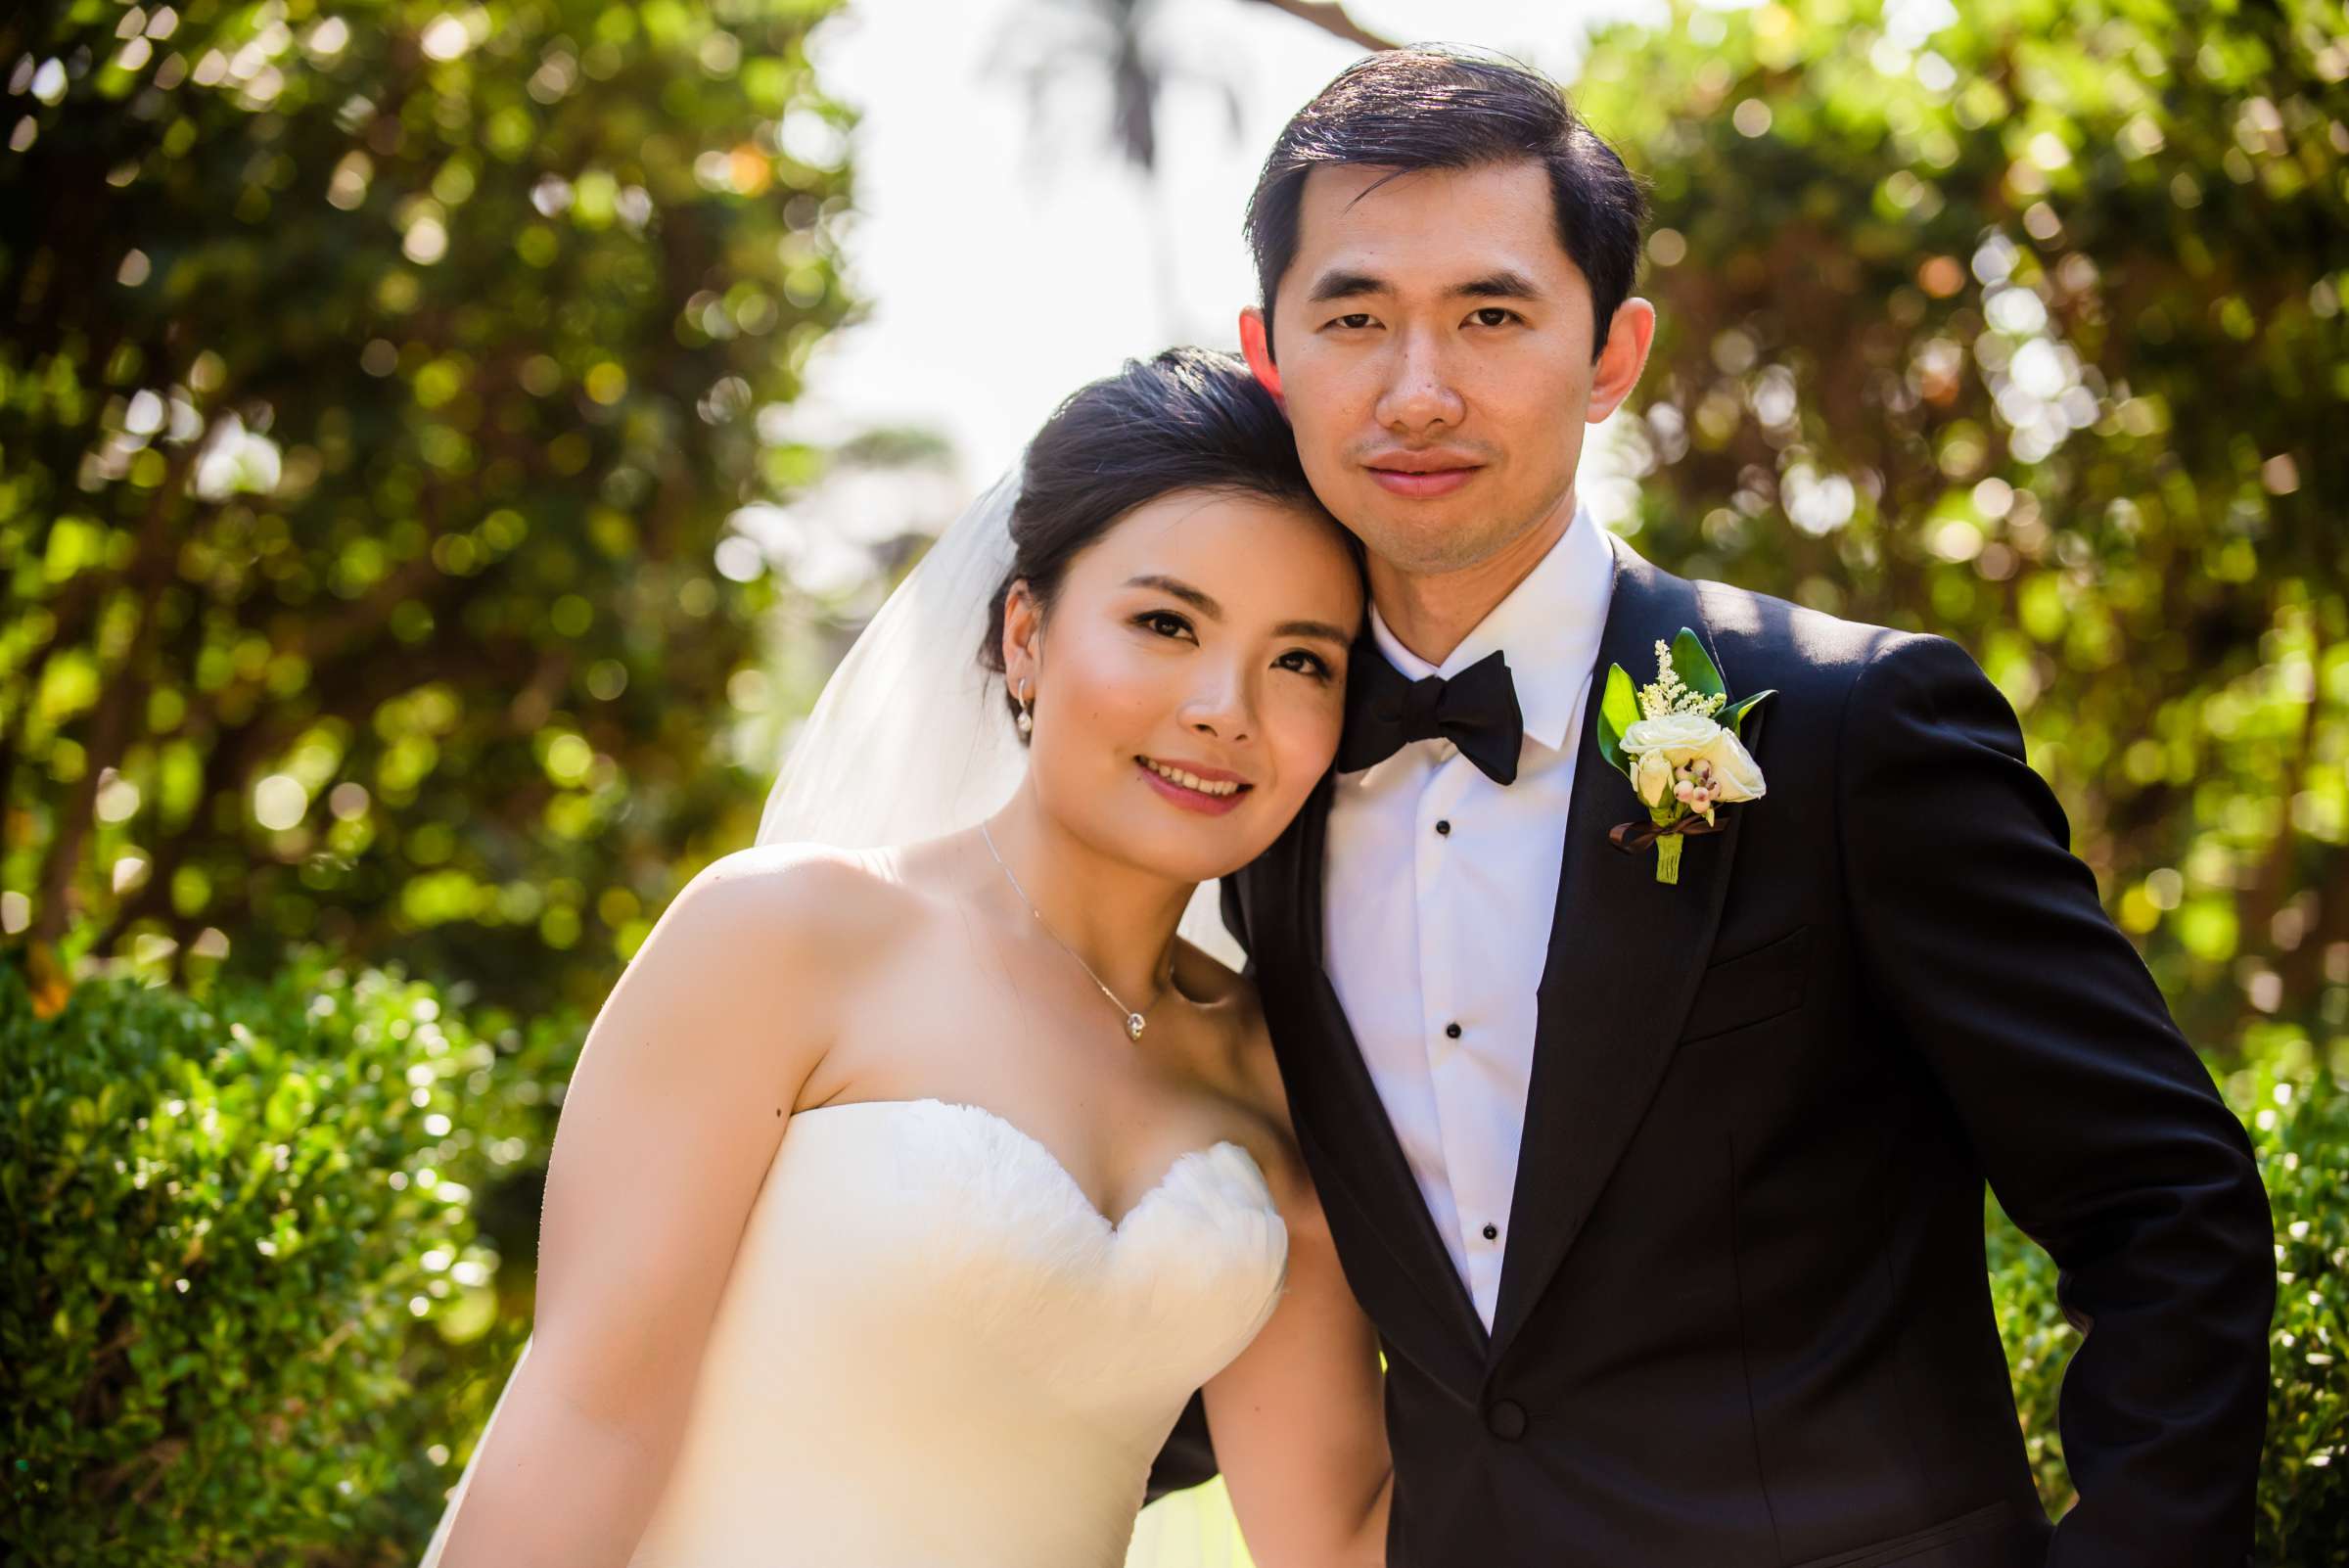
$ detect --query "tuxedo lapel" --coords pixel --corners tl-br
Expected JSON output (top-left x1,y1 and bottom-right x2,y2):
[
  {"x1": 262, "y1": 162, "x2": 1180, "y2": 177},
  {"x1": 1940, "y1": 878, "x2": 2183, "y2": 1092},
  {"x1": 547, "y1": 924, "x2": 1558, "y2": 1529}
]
[
  {"x1": 1486, "y1": 533, "x2": 1752, "y2": 1365},
  {"x1": 1252, "y1": 772, "x2": 1491, "y2": 1383}
]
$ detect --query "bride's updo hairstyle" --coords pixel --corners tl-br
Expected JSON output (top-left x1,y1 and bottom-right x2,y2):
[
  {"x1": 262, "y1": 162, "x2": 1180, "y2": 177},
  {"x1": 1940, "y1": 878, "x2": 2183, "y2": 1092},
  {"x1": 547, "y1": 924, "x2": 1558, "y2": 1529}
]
[{"x1": 978, "y1": 346, "x2": 1347, "y2": 734}]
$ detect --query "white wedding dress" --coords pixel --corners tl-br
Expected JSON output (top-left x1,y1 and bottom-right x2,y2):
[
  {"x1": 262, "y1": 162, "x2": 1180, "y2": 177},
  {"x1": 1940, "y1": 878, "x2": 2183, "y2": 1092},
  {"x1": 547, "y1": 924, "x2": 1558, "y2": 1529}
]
[{"x1": 420, "y1": 1096, "x2": 1289, "y2": 1568}]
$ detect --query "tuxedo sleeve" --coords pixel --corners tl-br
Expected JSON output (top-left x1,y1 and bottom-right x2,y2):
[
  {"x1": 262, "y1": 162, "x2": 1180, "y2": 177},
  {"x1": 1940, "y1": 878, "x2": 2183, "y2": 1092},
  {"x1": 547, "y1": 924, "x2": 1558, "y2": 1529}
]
[{"x1": 1835, "y1": 632, "x2": 2273, "y2": 1568}]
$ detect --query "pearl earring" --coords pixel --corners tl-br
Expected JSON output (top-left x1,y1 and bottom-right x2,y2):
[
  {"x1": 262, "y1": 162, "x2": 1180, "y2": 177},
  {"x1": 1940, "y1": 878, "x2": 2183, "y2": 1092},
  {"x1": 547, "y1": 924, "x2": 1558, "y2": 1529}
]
[{"x1": 1015, "y1": 682, "x2": 1034, "y2": 738}]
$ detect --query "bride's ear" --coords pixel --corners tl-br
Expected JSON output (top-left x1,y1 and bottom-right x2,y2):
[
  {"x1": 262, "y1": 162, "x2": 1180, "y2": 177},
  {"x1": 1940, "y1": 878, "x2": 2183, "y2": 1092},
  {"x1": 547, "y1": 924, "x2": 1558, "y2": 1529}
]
[
  {"x1": 1000, "y1": 579, "x2": 1042, "y2": 692},
  {"x1": 1237, "y1": 308, "x2": 1285, "y2": 412}
]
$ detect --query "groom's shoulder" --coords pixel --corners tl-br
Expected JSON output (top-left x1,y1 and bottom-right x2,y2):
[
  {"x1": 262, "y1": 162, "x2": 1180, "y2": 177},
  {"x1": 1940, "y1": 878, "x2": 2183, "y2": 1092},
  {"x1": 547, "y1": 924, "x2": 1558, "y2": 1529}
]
[{"x1": 1679, "y1": 570, "x2": 1968, "y2": 708}]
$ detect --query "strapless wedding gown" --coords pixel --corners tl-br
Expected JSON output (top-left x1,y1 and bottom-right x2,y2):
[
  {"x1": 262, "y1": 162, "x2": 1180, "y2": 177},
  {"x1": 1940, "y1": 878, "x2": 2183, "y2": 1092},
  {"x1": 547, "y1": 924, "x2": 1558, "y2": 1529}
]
[{"x1": 419, "y1": 1097, "x2": 1289, "y2": 1568}]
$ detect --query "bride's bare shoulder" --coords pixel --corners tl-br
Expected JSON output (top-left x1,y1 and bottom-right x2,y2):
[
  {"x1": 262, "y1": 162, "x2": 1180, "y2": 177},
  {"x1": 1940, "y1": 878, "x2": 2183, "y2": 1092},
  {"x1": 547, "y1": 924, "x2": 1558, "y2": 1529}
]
[
  {"x1": 640, "y1": 843, "x2": 921, "y2": 984},
  {"x1": 1169, "y1": 946, "x2": 1316, "y2": 1190},
  {"x1": 1171, "y1": 936, "x2": 1252, "y2": 1007},
  {"x1": 1168, "y1": 941, "x2": 1267, "y2": 1067},
  {"x1": 692, "y1": 841, "x2": 905, "y2": 899}
]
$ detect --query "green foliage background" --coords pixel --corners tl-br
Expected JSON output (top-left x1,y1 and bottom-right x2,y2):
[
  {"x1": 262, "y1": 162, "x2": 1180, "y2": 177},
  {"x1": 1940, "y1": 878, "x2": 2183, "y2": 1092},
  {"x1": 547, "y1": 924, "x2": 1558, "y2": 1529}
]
[{"x1": 2, "y1": 0, "x2": 856, "y2": 1024}]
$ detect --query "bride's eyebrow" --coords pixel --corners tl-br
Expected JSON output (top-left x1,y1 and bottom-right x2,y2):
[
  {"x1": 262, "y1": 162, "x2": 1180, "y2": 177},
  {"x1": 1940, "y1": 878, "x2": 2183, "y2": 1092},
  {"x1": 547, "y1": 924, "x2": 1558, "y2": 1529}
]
[
  {"x1": 1126, "y1": 575, "x2": 1220, "y2": 617},
  {"x1": 1126, "y1": 576, "x2": 1348, "y2": 645}
]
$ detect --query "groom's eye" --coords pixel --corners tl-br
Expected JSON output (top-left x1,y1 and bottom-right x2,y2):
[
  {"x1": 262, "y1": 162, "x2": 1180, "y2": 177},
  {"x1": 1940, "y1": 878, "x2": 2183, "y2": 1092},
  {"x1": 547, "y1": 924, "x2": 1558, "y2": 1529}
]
[
  {"x1": 1327, "y1": 313, "x2": 1376, "y2": 331},
  {"x1": 1469, "y1": 306, "x2": 1522, "y2": 328}
]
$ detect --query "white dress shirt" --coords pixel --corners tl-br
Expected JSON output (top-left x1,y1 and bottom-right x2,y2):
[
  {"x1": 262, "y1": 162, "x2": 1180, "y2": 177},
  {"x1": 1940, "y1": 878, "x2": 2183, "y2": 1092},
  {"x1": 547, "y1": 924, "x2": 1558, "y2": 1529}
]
[{"x1": 1322, "y1": 504, "x2": 1614, "y2": 1331}]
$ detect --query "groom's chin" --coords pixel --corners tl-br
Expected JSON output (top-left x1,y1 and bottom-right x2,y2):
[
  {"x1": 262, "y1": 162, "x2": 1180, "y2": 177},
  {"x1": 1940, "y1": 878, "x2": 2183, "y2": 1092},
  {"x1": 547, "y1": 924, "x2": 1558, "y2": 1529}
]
[{"x1": 1347, "y1": 503, "x2": 1507, "y2": 578}]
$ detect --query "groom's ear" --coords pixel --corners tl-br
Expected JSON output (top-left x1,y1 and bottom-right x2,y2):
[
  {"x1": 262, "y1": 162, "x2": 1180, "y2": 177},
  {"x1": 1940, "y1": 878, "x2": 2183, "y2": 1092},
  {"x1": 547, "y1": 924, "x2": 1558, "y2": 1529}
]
[
  {"x1": 1237, "y1": 307, "x2": 1286, "y2": 414},
  {"x1": 1585, "y1": 297, "x2": 1658, "y2": 425}
]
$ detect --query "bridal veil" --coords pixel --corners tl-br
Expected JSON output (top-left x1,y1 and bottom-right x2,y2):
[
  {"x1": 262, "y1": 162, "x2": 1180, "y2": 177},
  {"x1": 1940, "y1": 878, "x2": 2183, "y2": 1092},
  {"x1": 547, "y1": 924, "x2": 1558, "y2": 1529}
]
[{"x1": 755, "y1": 461, "x2": 1240, "y2": 964}]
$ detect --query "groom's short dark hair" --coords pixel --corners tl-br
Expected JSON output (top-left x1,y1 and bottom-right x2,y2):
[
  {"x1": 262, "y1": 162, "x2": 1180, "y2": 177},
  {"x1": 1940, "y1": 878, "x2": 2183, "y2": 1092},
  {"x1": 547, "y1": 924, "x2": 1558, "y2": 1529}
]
[{"x1": 1244, "y1": 48, "x2": 1649, "y2": 360}]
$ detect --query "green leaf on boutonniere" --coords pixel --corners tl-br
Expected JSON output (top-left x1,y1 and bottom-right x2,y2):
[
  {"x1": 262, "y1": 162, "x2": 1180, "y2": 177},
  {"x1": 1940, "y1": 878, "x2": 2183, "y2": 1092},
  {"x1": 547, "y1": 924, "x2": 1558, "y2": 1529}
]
[
  {"x1": 1721, "y1": 687, "x2": 1777, "y2": 736},
  {"x1": 1669, "y1": 627, "x2": 1727, "y2": 702},
  {"x1": 1596, "y1": 662, "x2": 1638, "y2": 774}
]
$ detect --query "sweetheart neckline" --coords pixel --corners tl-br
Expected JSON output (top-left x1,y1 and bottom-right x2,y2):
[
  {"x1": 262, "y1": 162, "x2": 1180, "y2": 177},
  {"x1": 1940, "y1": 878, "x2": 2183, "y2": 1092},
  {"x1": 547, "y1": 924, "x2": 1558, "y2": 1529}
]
[{"x1": 793, "y1": 1096, "x2": 1266, "y2": 1235}]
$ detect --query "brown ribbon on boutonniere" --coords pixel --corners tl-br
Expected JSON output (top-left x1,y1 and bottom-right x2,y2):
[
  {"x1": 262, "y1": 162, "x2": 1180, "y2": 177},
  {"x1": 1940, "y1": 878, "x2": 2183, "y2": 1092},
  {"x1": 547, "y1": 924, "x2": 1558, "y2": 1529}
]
[{"x1": 1608, "y1": 812, "x2": 1727, "y2": 855}]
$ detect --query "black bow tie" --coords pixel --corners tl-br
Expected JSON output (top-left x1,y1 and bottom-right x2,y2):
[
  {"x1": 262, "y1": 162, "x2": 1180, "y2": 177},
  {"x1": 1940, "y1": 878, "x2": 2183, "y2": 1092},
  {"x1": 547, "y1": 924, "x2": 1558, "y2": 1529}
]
[{"x1": 1338, "y1": 647, "x2": 1525, "y2": 785}]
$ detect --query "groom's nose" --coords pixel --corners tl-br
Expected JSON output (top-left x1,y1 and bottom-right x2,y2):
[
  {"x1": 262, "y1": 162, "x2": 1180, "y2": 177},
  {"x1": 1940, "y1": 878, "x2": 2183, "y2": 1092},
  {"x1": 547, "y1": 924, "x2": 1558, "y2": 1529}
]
[{"x1": 1374, "y1": 328, "x2": 1466, "y2": 435}]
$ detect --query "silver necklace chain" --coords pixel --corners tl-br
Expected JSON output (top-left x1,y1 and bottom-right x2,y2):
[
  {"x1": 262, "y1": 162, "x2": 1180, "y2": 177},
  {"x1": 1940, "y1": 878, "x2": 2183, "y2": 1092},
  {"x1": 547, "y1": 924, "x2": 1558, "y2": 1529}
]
[{"x1": 980, "y1": 820, "x2": 1154, "y2": 1042}]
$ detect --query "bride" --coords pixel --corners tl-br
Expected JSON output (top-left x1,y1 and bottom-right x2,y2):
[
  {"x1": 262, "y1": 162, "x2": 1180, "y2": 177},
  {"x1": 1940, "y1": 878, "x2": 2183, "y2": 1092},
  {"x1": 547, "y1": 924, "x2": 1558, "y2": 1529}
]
[{"x1": 421, "y1": 346, "x2": 1392, "y2": 1567}]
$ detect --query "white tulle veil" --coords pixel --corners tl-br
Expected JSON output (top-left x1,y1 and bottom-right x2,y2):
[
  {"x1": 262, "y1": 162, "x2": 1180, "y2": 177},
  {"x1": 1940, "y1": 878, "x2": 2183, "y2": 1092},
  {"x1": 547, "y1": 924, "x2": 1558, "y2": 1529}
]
[
  {"x1": 755, "y1": 461, "x2": 1241, "y2": 965},
  {"x1": 754, "y1": 468, "x2": 1026, "y2": 852}
]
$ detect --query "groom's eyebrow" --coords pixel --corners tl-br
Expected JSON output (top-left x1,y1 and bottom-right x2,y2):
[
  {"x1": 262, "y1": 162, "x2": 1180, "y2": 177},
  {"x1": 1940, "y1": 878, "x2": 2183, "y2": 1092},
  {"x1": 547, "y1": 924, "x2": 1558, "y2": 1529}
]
[
  {"x1": 1305, "y1": 268, "x2": 1390, "y2": 303},
  {"x1": 1303, "y1": 267, "x2": 1548, "y2": 304},
  {"x1": 1451, "y1": 269, "x2": 1546, "y2": 301}
]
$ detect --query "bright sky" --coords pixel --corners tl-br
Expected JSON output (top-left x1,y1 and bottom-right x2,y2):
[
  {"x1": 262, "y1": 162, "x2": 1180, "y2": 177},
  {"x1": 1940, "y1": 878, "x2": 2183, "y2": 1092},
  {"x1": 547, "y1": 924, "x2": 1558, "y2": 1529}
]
[{"x1": 795, "y1": 0, "x2": 1660, "y2": 494}]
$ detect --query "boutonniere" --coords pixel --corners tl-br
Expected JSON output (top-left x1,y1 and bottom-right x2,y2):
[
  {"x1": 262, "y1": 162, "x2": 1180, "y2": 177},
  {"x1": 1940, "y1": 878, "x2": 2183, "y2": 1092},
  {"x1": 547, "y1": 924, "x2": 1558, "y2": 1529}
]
[{"x1": 1595, "y1": 629, "x2": 1775, "y2": 885}]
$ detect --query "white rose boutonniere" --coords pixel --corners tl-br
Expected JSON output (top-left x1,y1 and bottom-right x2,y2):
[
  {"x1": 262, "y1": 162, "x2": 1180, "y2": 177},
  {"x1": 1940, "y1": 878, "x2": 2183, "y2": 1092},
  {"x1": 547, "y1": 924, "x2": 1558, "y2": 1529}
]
[{"x1": 1595, "y1": 629, "x2": 1775, "y2": 885}]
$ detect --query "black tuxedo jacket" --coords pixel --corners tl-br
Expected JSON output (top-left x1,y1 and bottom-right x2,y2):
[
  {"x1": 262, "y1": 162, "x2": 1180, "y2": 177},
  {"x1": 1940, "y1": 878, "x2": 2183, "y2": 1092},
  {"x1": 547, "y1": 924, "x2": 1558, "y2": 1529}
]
[{"x1": 1150, "y1": 532, "x2": 2273, "y2": 1568}]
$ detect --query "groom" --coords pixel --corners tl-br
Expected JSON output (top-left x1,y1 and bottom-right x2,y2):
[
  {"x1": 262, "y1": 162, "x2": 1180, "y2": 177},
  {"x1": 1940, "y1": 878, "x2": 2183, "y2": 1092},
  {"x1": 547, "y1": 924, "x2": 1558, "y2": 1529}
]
[{"x1": 1151, "y1": 48, "x2": 2274, "y2": 1568}]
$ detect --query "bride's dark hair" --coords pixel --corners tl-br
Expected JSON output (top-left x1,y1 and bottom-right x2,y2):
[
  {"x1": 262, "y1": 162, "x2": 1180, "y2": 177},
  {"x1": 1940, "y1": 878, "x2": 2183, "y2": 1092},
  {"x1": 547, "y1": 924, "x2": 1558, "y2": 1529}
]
[{"x1": 978, "y1": 346, "x2": 1348, "y2": 733}]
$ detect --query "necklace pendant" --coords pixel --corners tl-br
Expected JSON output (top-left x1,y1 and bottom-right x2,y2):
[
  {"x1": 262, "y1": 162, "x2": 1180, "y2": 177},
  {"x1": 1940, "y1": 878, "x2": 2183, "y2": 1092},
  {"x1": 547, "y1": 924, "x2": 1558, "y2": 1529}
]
[{"x1": 1126, "y1": 1012, "x2": 1146, "y2": 1041}]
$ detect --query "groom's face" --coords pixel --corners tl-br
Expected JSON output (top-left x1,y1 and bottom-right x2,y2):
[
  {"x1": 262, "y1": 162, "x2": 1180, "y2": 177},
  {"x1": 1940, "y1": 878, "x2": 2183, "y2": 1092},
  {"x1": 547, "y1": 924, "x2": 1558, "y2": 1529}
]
[{"x1": 1244, "y1": 160, "x2": 1649, "y2": 579}]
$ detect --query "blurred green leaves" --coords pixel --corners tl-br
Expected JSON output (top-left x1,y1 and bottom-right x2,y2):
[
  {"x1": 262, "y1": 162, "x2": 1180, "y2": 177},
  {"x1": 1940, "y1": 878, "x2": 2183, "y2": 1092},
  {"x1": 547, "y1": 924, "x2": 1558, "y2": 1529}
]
[
  {"x1": 2, "y1": 0, "x2": 856, "y2": 1016},
  {"x1": 1577, "y1": 0, "x2": 2349, "y2": 1061}
]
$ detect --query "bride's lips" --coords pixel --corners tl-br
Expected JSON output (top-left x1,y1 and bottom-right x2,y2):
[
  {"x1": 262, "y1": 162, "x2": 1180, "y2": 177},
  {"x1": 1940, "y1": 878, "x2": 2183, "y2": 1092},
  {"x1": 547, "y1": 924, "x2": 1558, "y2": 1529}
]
[
  {"x1": 1135, "y1": 756, "x2": 1253, "y2": 816},
  {"x1": 1365, "y1": 449, "x2": 1483, "y2": 499}
]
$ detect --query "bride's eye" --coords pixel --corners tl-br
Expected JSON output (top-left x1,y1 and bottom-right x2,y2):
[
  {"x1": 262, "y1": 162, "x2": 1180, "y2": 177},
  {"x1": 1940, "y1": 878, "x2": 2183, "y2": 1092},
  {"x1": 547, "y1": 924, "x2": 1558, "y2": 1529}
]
[
  {"x1": 1275, "y1": 649, "x2": 1334, "y2": 682},
  {"x1": 1133, "y1": 609, "x2": 1195, "y2": 642}
]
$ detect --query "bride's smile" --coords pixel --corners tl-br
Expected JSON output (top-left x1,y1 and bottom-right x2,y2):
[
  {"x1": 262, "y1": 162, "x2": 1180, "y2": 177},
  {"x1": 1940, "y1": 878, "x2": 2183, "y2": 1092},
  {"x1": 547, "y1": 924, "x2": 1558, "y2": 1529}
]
[{"x1": 1136, "y1": 755, "x2": 1251, "y2": 811}]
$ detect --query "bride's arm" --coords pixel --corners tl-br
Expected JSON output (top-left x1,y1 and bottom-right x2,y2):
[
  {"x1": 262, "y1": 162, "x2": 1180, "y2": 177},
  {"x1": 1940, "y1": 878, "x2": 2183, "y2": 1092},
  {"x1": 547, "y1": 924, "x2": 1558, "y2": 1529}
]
[
  {"x1": 433, "y1": 847, "x2": 873, "y2": 1568},
  {"x1": 1201, "y1": 1017, "x2": 1391, "y2": 1568}
]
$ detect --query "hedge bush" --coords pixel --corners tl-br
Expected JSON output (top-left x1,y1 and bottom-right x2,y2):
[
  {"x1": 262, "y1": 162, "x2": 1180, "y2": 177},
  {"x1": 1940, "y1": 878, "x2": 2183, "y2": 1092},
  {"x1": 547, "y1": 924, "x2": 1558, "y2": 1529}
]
[
  {"x1": 1, "y1": 950, "x2": 578, "y2": 1565},
  {"x1": 6, "y1": 947, "x2": 2342, "y2": 1563},
  {"x1": 1992, "y1": 1043, "x2": 2347, "y2": 1564}
]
